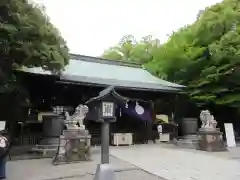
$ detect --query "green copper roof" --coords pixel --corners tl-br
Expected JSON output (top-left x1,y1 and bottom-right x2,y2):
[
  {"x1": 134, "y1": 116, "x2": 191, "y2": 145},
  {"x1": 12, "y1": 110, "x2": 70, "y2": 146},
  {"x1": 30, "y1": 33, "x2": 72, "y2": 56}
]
[{"x1": 22, "y1": 54, "x2": 184, "y2": 92}]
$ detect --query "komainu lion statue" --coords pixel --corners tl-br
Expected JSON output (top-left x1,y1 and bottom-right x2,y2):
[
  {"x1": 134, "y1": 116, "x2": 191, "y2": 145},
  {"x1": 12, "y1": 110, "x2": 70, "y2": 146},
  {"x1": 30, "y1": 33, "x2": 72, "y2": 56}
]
[
  {"x1": 200, "y1": 110, "x2": 217, "y2": 129},
  {"x1": 65, "y1": 105, "x2": 89, "y2": 129}
]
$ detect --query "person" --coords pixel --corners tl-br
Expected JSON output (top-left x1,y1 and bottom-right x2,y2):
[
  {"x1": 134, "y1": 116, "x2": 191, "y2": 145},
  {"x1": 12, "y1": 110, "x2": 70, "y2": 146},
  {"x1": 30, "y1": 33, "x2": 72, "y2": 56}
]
[
  {"x1": 0, "y1": 135, "x2": 10, "y2": 179},
  {"x1": 157, "y1": 124, "x2": 163, "y2": 135}
]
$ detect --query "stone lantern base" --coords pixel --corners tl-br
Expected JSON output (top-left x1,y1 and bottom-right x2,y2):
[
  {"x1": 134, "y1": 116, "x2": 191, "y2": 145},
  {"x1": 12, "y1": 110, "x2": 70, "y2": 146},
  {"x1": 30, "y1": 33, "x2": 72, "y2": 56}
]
[{"x1": 197, "y1": 128, "x2": 227, "y2": 152}]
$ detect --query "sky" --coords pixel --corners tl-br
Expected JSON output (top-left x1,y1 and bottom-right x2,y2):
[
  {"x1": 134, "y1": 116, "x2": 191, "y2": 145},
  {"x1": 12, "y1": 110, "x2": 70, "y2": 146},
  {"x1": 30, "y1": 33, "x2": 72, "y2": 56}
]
[{"x1": 34, "y1": 0, "x2": 222, "y2": 56}]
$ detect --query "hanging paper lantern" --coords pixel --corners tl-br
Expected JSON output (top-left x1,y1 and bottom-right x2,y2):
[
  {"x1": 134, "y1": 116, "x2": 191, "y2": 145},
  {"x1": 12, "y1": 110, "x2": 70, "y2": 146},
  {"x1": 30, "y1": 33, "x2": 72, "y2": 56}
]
[{"x1": 135, "y1": 101, "x2": 144, "y2": 115}]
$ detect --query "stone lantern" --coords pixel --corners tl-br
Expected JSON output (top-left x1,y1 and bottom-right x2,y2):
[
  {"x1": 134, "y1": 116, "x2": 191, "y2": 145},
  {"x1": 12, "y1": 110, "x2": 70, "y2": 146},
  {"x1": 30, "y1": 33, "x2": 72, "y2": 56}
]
[{"x1": 86, "y1": 86, "x2": 124, "y2": 180}]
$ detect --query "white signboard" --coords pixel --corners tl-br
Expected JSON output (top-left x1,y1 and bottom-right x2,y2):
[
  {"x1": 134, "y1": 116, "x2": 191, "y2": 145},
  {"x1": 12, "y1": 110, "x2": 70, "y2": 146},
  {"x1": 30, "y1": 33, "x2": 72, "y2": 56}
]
[
  {"x1": 0, "y1": 121, "x2": 6, "y2": 131},
  {"x1": 224, "y1": 123, "x2": 236, "y2": 148}
]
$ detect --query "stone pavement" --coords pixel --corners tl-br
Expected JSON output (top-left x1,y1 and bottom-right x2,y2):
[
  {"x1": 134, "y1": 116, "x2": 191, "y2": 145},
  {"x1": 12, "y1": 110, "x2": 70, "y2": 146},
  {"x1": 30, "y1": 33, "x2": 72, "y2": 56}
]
[
  {"x1": 6, "y1": 148, "x2": 163, "y2": 180},
  {"x1": 55, "y1": 170, "x2": 164, "y2": 180},
  {"x1": 228, "y1": 146, "x2": 240, "y2": 160},
  {"x1": 110, "y1": 144, "x2": 240, "y2": 180}
]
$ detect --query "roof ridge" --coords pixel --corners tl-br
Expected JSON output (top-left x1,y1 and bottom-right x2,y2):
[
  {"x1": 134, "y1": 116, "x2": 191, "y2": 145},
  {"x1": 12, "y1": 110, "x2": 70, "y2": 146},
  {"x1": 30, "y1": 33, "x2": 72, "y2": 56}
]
[{"x1": 69, "y1": 53, "x2": 142, "y2": 68}]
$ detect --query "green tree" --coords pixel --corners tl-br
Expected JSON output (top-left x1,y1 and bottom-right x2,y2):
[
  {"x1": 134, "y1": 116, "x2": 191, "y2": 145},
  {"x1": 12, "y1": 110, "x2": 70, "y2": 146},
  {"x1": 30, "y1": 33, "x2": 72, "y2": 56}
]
[
  {"x1": 147, "y1": 0, "x2": 240, "y2": 107},
  {"x1": 102, "y1": 35, "x2": 160, "y2": 64},
  {"x1": 0, "y1": 0, "x2": 69, "y2": 138},
  {"x1": 0, "y1": 0, "x2": 69, "y2": 87},
  {"x1": 102, "y1": 35, "x2": 136, "y2": 61}
]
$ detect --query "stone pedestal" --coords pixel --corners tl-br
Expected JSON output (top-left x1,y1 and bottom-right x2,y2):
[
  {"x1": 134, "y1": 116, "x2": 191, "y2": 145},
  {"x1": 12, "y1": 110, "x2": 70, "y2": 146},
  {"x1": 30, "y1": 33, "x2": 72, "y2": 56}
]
[
  {"x1": 176, "y1": 135, "x2": 199, "y2": 149},
  {"x1": 52, "y1": 129, "x2": 91, "y2": 165},
  {"x1": 197, "y1": 128, "x2": 226, "y2": 152}
]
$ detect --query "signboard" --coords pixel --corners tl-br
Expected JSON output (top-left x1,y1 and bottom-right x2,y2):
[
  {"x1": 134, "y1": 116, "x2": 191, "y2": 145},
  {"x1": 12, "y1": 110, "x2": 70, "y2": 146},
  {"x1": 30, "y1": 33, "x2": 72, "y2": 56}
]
[
  {"x1": 0, "y1": 121, "x2": 6, "y2": 131},
  {"x1": 156, "y1": 114, "x2": 168, "y2": 123},
  {"x1": 102, "y1": 102, "x2": 114, "y2": 117},
  {"x1": 224, "y1": 123, "x2": 236, "y2": 148}
]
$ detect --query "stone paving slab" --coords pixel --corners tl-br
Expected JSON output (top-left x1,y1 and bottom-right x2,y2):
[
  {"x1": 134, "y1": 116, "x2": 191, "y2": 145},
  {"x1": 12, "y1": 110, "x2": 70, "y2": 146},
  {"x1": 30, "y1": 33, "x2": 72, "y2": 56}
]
[
  {"x1": 228, "y1": 147, "x2": 240, "y2": 159},
  {"x1": 56, "y1": 170, "x2": 164, "y2": 180},
  {"x1": 110, "y1": 144, "x2": 240, "y2": 180},
  {"x1": 8, "y1": 145, "x2": 240, "y2": 180},
  {"x1": 6, "y1": 147, "x2": 165, "y2": 180},
  {"x1": 6, "y1": 153, "x2": 136, "y2": 180}
]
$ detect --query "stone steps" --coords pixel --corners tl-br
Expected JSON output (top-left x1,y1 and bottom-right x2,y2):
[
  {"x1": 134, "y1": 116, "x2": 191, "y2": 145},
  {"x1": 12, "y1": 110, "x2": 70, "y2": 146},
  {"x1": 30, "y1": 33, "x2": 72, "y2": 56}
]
[
  {"x1": 31, "y1": 144, "x2": 58, "y2": 157},
  {"x1": 176, "y1": 140, "x2": 198, "y2": 149}
]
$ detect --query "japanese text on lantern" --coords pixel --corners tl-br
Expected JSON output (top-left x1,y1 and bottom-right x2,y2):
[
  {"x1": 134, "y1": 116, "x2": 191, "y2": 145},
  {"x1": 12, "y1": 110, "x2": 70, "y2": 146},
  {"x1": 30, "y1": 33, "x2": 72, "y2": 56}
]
[{"x1": 102, "y1": 102, "x2": 114, "y2": 117}]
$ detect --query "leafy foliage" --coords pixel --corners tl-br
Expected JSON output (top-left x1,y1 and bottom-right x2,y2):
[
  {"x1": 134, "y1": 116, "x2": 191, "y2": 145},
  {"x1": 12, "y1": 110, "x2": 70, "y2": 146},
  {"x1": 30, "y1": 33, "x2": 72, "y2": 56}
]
[
  {"x1": 146, "y1": 0, "x2": 240, "y2": 107},
  {"x1": 102, "y1": 35, "x2": 160, "y2": 64},
  {"x1": 103, "y1": 0, "x2": 240, "y2": 108},
  {"x1": 0, "y1": 0, "x2": 70, "y2": 136},
  {"x1": 0, "y1": 0, "x2": 69, "y2": 86}
]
